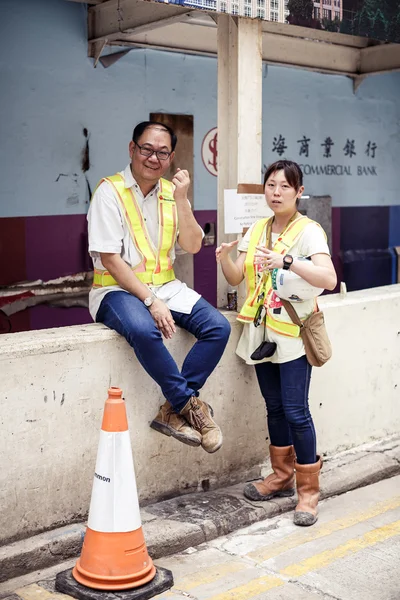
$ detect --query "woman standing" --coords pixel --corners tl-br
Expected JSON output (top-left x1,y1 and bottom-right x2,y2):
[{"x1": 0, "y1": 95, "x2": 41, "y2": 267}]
[{"x1": 216, "y1": 160, "x2": 337, "y2": 526}]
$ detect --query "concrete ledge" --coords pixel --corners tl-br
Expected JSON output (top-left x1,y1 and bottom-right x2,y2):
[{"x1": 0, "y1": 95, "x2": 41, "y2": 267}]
[
  {"x1": 1, "y1": 284, "x2": 400, "y2": 546},
  {"x1": 1, "y1": 435, "x2": 399, "y2": 584},
  {"x1": 0, "y1": 525, "x2": 85, "y2": 585}
]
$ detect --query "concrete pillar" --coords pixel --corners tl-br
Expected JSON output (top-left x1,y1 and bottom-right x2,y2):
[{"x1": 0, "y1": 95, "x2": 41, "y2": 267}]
[
  {"x1": 217, "y1": 16, "x2": 262, "y2": 309},
  {"x1": 217, "y1": 15, "x2": 238, "y2": 309}
]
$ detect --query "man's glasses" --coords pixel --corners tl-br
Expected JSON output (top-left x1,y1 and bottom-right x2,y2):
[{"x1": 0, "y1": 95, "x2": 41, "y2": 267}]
[{"x1": 134, "y1": 142, "x2": 172, "y2": 161}]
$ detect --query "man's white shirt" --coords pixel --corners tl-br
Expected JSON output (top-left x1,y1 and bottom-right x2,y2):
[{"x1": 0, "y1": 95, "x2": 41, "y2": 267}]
[{"x1": 87, "y1": 164, "x2": 201, "y2": 320}]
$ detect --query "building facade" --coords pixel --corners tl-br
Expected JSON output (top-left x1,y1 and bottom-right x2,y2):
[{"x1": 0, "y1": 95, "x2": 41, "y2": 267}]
[
  {"x1": 183, "y1": 0, "x2": 289, "y2": 22},
  {"x1": 313, "y1": 0, "x2": 343, "y2": 22},
  {"x1": 171, "y1": 0, "x2": 345, "y2": 22}
]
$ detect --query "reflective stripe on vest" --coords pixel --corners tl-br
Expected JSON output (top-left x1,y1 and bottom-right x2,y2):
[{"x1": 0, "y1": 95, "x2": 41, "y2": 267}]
[
  {"x1": 237, "y1": 215, "x2": 313, "y2": 338},
  {"x1": 92, "y1": 174, "x2": 177, "y2": 288}
]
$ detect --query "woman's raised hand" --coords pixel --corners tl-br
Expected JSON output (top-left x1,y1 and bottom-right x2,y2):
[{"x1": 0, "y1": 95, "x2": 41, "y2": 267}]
[
  {"x1": 215, "y1": 239, "x2": 239, "y2": 263},
  {"x1": 254, "y1": 246, "x2": 284, "y2": 270}
]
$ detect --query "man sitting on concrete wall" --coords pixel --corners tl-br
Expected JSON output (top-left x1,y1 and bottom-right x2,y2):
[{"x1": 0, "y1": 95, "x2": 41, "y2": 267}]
[{"x1": 87, "y1": 121, "x2": 230, "y2": 454}]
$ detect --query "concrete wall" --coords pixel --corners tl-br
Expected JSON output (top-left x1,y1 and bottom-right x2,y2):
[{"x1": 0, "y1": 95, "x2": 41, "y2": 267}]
[{"x1": 1, "y1": 284, "x2": 399, "y2": 545}]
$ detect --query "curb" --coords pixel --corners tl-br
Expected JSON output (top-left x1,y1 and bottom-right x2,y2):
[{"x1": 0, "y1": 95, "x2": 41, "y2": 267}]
[{"x1": 1, "y1": 436, "x2": 399, "y2": 585}]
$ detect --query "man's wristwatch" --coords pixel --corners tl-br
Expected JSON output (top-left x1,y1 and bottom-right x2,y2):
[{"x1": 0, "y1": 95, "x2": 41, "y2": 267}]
[
  {"x1": 143, "y1": 294, "x2": 156, "y2": 308},
  {"x1": 283, "y1": 255, "x2": 294, "y2": 271}
]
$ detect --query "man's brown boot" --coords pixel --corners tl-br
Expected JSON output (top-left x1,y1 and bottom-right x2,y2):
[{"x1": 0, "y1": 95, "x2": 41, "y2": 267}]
[
  {"x1": 244, "y1": 445, "x2": 295, "y2": 501},
  {"x1": 150, "y1": 401, "x2": 201, "y2": 447},
  {"x1": 293, "y1": 455, "x2": 322, "y2": 526},
  {"x1": 180, "y1": 397, "x2": 223, "y2": 454}
]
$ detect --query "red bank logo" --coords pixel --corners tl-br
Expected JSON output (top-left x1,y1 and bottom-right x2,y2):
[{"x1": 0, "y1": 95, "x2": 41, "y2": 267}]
[{"x1": 201, "y1": 127, "x2": 218, "y2": 177}]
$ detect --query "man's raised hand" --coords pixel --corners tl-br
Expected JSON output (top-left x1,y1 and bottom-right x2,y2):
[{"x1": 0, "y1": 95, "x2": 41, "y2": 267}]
[{"x1": 172, "y1": 168, "x2": 190, "y2": 203}]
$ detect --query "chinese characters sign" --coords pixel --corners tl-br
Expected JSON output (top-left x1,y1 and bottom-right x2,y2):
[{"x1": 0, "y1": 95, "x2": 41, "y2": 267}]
[
  {"x1": 203, "y1": 128, "x2": 379, "y2": 178},
  {"x1": 269, "y1": 134, "x2": 378, "y2": 177},
  {"x1": 272, "y1": 135, "x2": 377, "y2": 161}
]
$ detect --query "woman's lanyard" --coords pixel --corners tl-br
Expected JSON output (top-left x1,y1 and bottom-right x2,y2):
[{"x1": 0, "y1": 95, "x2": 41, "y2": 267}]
[
  {"x1": 266, "y1": 210, "x2": 300, "y2": 251},
  {"x1": 254, "y1": 210, "x2": 300, "y2": 322}
]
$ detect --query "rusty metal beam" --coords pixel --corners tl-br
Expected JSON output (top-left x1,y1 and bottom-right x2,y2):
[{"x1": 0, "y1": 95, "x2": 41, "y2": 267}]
[
  {"x1": 88, "y1": 0, "x2": 193, "y2": 39},
  {"x1": 85, "y1": 0, "x2": 399, "y2": 78},
  {"x1": 88, "y1": 12, "x2": 194, "y2": 45},
  {"x1": 102, "y1": 20, "x2": 360, "y2": 75},
  {"x1": 262, "y1": 32, "x2": 360, "y2": 74},
  {"x1": 108, "y1": 39, "x2": 216, "y2": 57},
  {"x1": 109, "y1": 39, "x2": 357, "y2": 79},
  {"x1": 261, "y1": 20, "x2": 378, "y2": 49},
  {"x1": 66, "y1": 0, "x2": 106, "y2": 5},
  {"x1": 360, "y1": 43, "x2": 400, "y2": 74}
]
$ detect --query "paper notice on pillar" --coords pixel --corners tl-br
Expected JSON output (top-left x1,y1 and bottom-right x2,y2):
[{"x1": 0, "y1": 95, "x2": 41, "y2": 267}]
[
  {"x1": 224, "y1": 189, "x2": 273, "y2": 234},
  {"x1": 87, "y1": 430, "x2": 142, "y2": 533}
]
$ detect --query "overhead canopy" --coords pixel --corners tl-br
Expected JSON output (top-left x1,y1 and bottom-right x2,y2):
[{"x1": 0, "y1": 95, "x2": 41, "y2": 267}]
[{"x1": 66, "y1": 0, "x2": 400, "y2": 83}]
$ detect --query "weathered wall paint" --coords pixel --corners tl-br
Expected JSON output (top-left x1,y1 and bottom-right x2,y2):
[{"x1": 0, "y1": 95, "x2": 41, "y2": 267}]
[
  {"x1": 1, "y1": 0, "x2": 399, "y2": 330},
  {"x1": 1, "y1": 0, "x2": 400, "y2": 218}
]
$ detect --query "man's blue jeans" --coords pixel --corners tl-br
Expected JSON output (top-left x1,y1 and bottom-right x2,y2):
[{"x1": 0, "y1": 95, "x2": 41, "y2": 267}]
[
  {"x1": 96, "y1": 292, "x2": 231, "y2": 413},
  {"x1": 255, "y1": 355, "x2": 316, "y2": 465}
]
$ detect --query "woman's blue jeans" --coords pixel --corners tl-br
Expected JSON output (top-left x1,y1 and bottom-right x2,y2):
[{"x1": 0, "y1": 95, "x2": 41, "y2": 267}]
[
  {"x1": 96, "y1": 292, "x2": 231, "y2": 413},
  {"x1": 255, "y1": 355, "x2": 316, "y2": 465}
]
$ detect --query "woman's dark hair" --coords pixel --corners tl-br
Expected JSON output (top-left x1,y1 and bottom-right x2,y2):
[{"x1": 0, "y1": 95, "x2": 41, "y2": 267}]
[
  {"x1": 132, "y1": 121, "x2": 177, "y2": 151},
  {"x1": 263, "y1": 160, "x2": 303, "y2": 191}
]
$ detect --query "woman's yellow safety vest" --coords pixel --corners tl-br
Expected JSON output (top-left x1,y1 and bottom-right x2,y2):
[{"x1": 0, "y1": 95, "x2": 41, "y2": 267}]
[
  {"x1": 237, "y1": 215, "x2": 314, "y2": 338},
  {"x1": 92, "y1": 173, "x2": 177, "y2": 288}
]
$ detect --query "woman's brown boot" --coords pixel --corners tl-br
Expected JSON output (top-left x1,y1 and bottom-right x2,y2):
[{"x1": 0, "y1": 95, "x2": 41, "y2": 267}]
[
  {"x1": 293, "y1": 456, "x2": 322, "y2": 526},
  {"x1": 244, "y1": 445, "x2": 295, "y2": 501}
]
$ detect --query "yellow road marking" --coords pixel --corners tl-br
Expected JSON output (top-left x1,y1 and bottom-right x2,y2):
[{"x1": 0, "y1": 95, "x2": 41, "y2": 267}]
[
  {"x1": 248, "y1": 495, "x2": 400, "y2": 563},
  {"x1": 282, "y1": 519, "x2": 400, "y2": 577},
  {"x1": 170, "y1": 561, "x2": 249, "y2": 591},
  {"x1": 205, "y1": 575, "x2": 284, "y2": 600},
  {"x1": 15, "y1": 584, "x2": 71, "y2": 600}
]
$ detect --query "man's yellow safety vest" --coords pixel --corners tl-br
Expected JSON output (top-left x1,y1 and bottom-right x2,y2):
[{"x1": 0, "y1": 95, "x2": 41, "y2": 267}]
[
  {"x1": 92, "y1": 173, "x2": 177, "y2": 288},
  {"x1": 237, "y1": 215, "x2": 316, "y2": 338}
]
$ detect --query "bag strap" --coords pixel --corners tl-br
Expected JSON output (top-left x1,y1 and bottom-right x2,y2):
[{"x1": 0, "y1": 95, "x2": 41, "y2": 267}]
[
  {"x1": 280, "y1": 298, "x2": 303, "y2": 328},
  {"x1": 266, "y1": 213, "x2": 303, "y2": 329}
]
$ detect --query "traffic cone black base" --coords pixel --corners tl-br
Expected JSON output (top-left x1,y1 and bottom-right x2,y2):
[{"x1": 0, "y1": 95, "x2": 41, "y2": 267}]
[
  {"x1": 58, "y1": 387, "x2": 174, "y2": 599},
  {"x1": 55, "y1": 566, "x2": 174, "y2": 600}
]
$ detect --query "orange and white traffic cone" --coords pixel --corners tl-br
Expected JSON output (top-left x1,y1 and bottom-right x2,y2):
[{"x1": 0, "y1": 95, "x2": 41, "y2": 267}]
[{"x1": 55, "y1": 387, "x2": 173, "y2": 598}]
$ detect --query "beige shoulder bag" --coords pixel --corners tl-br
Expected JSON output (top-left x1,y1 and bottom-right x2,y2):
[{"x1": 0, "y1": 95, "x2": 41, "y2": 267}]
[{"x1": 280, "y1": 299, "x2": 332, "y2": 367}]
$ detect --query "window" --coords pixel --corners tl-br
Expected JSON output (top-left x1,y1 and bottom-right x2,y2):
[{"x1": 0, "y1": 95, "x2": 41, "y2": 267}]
[
  {"x1": 270, "y1": 9, "x2": 278, "y2": 20},
  {"x1": 335, "y1": 10, "x2": 340, "y2": 18},
  {"x1": 323, "y1": 8, "x2": 331, "y2": 18},
  {"x1": 314, "y1": 7, "x2": 320, "y2": 18},
  {"x1": 232, "y1": 3, "x2": 238, "y2": 13},
  {"x1": 257, "y1": 8, "x2": 265, "y2": 18},
  {"x1": 220, "y1": 1, "x2": 227, "y2": 11},
  {"x1": 244, "y1": 5, "x2": 252, "y2": 16},
  {"x1": 270, "y1": 0, "x2": 278, "y2": 9},
  {"x1": 257, "y1": 0, "x2": 265, "y2": 7}
]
